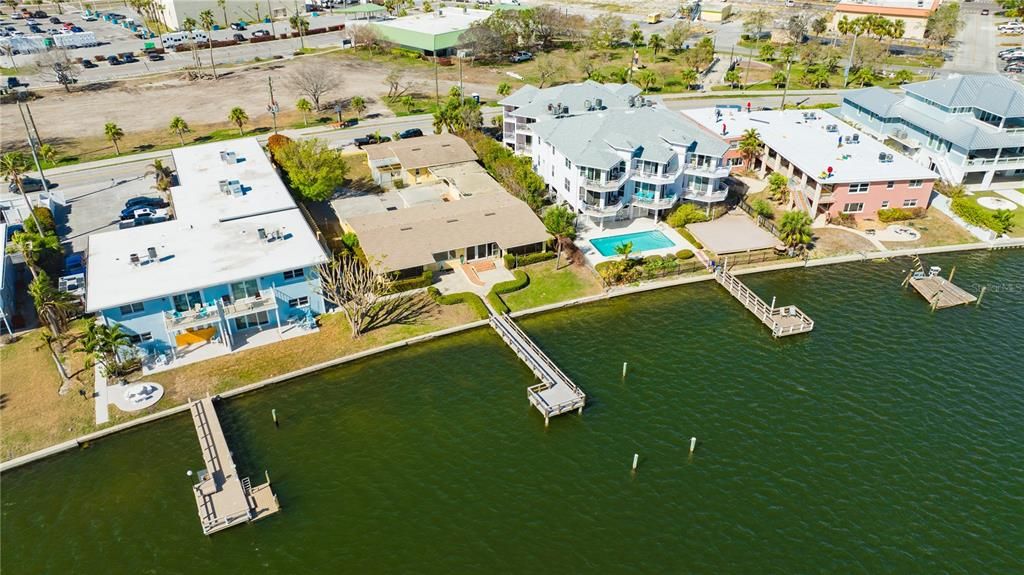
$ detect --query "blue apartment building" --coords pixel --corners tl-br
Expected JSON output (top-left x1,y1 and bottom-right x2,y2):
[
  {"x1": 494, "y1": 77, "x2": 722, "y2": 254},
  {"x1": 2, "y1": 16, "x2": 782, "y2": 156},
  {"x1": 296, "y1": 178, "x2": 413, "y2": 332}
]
[{"x1": 85, "y1": 139, "x2": 328, "y2": 368}]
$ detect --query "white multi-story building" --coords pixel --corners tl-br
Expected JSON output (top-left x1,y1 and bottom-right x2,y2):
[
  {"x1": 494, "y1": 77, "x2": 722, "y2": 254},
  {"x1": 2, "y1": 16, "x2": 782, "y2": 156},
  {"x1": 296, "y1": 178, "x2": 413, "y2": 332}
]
[{"x1": 500, "y1": 81, "x2": 731, "y2": 227}]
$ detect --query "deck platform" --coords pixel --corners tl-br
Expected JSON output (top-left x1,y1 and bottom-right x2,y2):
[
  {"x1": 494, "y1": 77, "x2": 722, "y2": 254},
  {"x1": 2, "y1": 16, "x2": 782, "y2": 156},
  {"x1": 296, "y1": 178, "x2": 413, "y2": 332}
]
[
  {"x1": 190, "y1": 397, "x2": 280, "y2": 535},
  {"x1": 715, "y1": 267, "x2": 814, "y2": 337},
  {"x1": 909, "y1": 276, "x2": 977, "y2": 309},
  {"x1": 489, "y1": 314, "x2": 586, "y2": 426}
]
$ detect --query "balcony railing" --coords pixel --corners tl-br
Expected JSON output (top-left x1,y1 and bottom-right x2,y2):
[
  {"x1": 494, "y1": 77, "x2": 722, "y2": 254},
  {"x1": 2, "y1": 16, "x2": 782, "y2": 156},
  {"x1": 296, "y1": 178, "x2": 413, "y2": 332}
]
[
  {"x1": 222, "y1": 289, "x2": 278, "y2": 319},
  {"x1": 164, "y1": 305, "x2": 220, "y2": 331},
  {"x1": 632, "y1": 169, "x2": 678, "y2": 183},
  {"x1": 583, "y1": 173, "x2": 627, "y2": 192},
  {"x1": 684, "y1": 163, "x2": 731, "y2": 179},
  {"x1": 681, "y1": 188, "x2": 728, "y2": 203},
  {"x1": 632, "y1": 194, "x2": 677, "y2": 209},
  {"x1": 965, "y1": 156, "x2": 1024, "y2": 168},
  {"x1": 582, "y1": 199, "x2": 623, "y2": 216}
]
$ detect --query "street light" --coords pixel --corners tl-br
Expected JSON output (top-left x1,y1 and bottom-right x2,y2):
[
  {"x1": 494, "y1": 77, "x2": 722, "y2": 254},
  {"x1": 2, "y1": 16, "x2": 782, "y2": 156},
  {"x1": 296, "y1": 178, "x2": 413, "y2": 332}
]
[{"x1": 334, "y1": 103, "x2": 343, "y2": 126}]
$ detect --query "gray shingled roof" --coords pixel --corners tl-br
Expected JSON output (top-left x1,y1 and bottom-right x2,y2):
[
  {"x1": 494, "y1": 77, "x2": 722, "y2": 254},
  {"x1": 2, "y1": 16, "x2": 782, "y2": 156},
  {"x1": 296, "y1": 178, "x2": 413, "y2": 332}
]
[
  {"x1": 904, "y1": 74, "x2": 1024, "y2": 117},
  {"x1": 530, "y1": 106, "x2": 729, "y2": 169},
  {"x1": 499, "y1": 80, "x2": 642, "y2": 120}
]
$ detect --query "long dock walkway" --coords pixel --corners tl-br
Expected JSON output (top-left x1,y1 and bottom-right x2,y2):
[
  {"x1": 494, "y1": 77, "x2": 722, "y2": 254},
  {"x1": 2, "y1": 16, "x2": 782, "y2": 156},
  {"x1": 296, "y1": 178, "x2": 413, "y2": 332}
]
[
  {"x1": 489, "y1": 314, "x2": 586, "y2": 426},
  {"x1": 190, "y1": 397, "x2": 280, "y2": 535},
  {"x1": 714, "y1": 266, "x2": 814, "y2": 337}
]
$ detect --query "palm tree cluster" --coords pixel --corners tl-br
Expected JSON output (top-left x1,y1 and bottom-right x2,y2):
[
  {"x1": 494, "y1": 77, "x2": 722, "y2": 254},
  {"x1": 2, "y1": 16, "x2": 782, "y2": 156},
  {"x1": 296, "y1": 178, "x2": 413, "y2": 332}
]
[
  {"x1": 779, "y1": 210, "x2": 814, "y2": 252},
  {"x1": 78, "y1": 322, "x2": 132, "y2": 378},
  {"x1": 146, "y1": 158, "x2": 174, "y2": 198},
  {"x1": 542, "y1": 205, "x2": 577, "y2": 269}
]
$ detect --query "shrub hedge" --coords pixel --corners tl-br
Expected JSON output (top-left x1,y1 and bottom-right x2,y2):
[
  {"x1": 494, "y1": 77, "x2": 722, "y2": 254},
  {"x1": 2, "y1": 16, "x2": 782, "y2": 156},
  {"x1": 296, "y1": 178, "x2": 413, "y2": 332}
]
[
  {"x1": 676, "y1": 228, "x2": 703, "y2": 249},
  {"x1": 675, "y1": 249, "x2": 695, "y2": 260},
  {"x1": 951, "y1": 196, "x2": 989, "y2": 228},
  {"x1": 503, "y1": 251, "x2": 556, "y2": 269},
  {"x1": 486, "y1": 270, "x2": 529, "y2": 314},
  {"x1": 25, "y1": 206, "x2": 56, "y2": 235},
  {"x1": 427, "y1": 287, "x2": 489, "y2": 320},
  {"x1": 388, "y1": 269, "x2": 433, "y2": 293}
]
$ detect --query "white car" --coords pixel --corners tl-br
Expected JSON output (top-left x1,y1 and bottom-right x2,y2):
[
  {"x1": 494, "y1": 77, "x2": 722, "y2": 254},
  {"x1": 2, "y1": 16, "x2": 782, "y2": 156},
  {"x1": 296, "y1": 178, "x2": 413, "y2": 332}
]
[{"x1": 83, "y1": 14, "x2": 97, "y2": 22}]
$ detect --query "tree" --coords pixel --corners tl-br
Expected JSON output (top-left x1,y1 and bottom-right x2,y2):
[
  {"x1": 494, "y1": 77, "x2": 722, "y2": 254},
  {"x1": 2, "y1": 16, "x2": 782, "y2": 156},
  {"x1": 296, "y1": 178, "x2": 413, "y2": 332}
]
[
  {"x1": 168, "y1": 116, "x2": 191, "y2": 145},
  {"x1": 807, "y1": 65, "x2": 831, "y2": 88},
  {"x1": 34, "y1": 48, "x2": 80, "y2": 93},
  {"x1": 38, "y1": 143, "x2": 57, "y2": 166},
  {"x1": 542, "y1": 205, "x2": 576, "y2": 269},
  {"x1": 296, "y1": 97, "x2": 313, "y2": 127},
  {"x1": 613, "y1": 240, "x2": 633, "y2": 261},
  {"x1": 535, "y1": 53, "x2": 564, "y2": 88},
  {"x1": 104, "y1": 122, "x2": 124, "y2": 155},
  {"x1": 852, "y1": 37, "x2": 887, "y2": 74},
  {"x1": 629, "y1": 23, "x2": 644, "y2": 47},
  {"x1": 433, "y1": 95, "x2": 483, "y2": 133},
  {"x1": 998, "y1": 0, "x2": 1024, "y2": 18},
  {"x1": 811, "y1": 16, "x2": 829, "y2": 37},
  {"x1": 0, "y1": 152, "x2": 30, "y2": 195},
  {"x1": 767, "y1": 172, "x2": 790, "y2": 203},
  {"x1": 678, "y1": 67, "x2": 699, "y2": 89},
  {"x1": 648, "y1": 33, "x2": 665, "y2": 56},
  {"x1": 636, "y1": 69, "x2": 660, "y2": 92},
  {"x1": 199, "y1": 10, "x2": 219, "y2": 80},
  {"x1": 383, "y1": 68, "x2": 416, "y2": 101},
  {"x1": 182, "y1": 16, "x2": 203, "y2": 76},
  {"x1": 779, "y1": 210, "x2": 813, "y2": 250},
  {"x1": 742, "y1": 8, "x2": 772, "y2": 39},
  {"x1": 289, "y1": 12, "x2": 309, "y2": 33},
  {"x1": 850, "y1": 66, "x2": 876, "y2": 87},
  {"x1": 400, "y1": 94, "x2": 415, "y2": 113},
  {"x1": 77, "y1": 322, "x2": 131, "y2": 378},
  {"x1": 145, "y1": 158, "x2": 173, "y2": 196},
  {"x1": 664, "y1": 20, "x2": 691, "y2": 52},
  {"x1": 786, "y1": 13, "x2": 810, "y2": 44},
  {"x1": 588, "y1": 14, "x2": 626, "y2": 49},
  {"x1": 496, "y1": 81, "x2": 512, "y2": 97},
  {"x1": 771, "y1": 70, "x2": 787, "y2": 88},
  {"x1": 227, "y1": 107, "x2": 248, "y2": 135},
  {"x1": 28, "y1": 270, "x2": 77, "y2": 354},
  {"x1": 275, "y1": 139, "x2": 349, "y2": 201},
  {"x1": 315, "y1": 253, "x2": 394, "y2": 339},
  {"x1": 738, "y1": 128, "x2": 763, "y2": 167},
  {"x1": 291, "y1": 63, "x2": 341, "y2": 111},
  {"x1": 724, "y1": 68, "x2": 741, "y2": 88},
  {"x1": 925, "y1": 2, "x2": 964, "y2": 50},
  {"x1": 7, "y1": 229, "x2": 59, "y2": 280},
  {"x1": 991, "y1": 209, "x2": 1015, "y2": 235},
  {"x1": 887, "y1": 18, "x2": 905, "y2": 54},
  {"x1": 217, "y1": 0, "x2": 228, "y2": 27},
  {"x1": 894, "y1": 69, "x2": 915, "y2": 85},
  {"x1": 351, "y1": 96, "x2": 366, "y2": 120},
  {"x1": 780, "y1": 44, "x2": 797, "y2": 64},
  {"x1": 759, "y1": 43, "x2": 775, "y2": 61}
]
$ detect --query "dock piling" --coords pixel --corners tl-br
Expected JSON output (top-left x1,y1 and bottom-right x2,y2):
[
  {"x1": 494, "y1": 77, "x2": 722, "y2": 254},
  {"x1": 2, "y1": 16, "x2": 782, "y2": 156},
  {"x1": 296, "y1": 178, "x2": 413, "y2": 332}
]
[
  {"x1": 689, "y1": 437, "x2": 696, "y2": 454},
  {"x1": 632, "y1": 453, "x2": 639, "y2": 472},
  {"x1": 271, "y1": 409, "x2": 278, "y2": 427},
  {"x1": 976, "y1": 286, "x2": 986, "y2": 306},
  {"x1": 622, "y1": 362, "x2": 628, "y2": 379}
]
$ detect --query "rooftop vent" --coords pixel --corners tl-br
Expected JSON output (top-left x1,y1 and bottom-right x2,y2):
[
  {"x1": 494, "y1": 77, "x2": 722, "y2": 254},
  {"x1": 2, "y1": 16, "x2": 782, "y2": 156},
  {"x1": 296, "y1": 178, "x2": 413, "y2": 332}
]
[
  {"x1": 219, "y1": 150, "x2": 238, "y2": 164},
  {"x1": 258, "y1": 227, "x2": 268, "y2": 241},
  {"x1": 878, "y1": 152, "x2": 894, "y2": 163},
  {"x1": 129, "y1": 253, "x2": 140, "y2": 266},
  {"x1": 147, "y1": 247, "x2": 158, "y2": 260},
  {"x1": 825, "y1": 124, "x2": 839, "y2": 133},
  {"x1": 585, "y1": 99, "x2": 593, "y2": 110},
  {"x1": 595, "y1": 98, "x2": 603, "y2": 109}
]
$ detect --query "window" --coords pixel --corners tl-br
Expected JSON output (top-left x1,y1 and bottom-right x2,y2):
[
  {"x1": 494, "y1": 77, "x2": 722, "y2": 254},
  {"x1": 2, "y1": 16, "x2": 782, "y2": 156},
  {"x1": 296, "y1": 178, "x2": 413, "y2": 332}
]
[
  {"x1": 909, "y1": 179, "x2": 922, "y2": 188},
  {"x1": 119, "y1": 302, "x2": 145, "y2": 315},
  {"x1": 880, "y1": 200, "x2": 890, "y2": 209},
  {"x1": 234, "y1": 311, "x2": 270, "y2": 330},
  {"x1": 565, "y1": 157, "x2": 571, "y2": 169},
  {"x1": 564, "y1": 178, "x2": 570, "y2": 192},
  {"x1": 128, "y1": 332, "x2": 153, "y2": 344},
  {"x1": 848, "y1": 182, "x2": 869, "y2": 194},
  {"x1": 282, "y1": 268, "x2": 304, "y2": 280},
  {"x1": 886, "y1": 181, "x2": 894, "y2": 190},
  {"x1": 172, "y1": 291, "x2": 202, "y2": 312},
  {"x1": 842, "y1": 202, "x2": 865, "y2": 213},
  {"x1": 728, "y1": 157, "x2": 744, "y2": 166},
  {"x1": 903, "y1": 199, "x2": 918, "y2": 208},
  {"x1": 230, "y1": 279, "x2": 259, "y2": 301},
  {"x1": 288, "y1": 296, "x2": 310, "y2": 308}
]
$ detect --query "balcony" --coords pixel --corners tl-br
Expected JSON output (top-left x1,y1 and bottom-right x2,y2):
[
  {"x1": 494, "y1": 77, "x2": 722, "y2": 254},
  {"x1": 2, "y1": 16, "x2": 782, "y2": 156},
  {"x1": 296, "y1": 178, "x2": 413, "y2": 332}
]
[
  {"x1": 222, "y1": 289, "x2": 278, "y2": 319},
  {"x1": 683, "y1": 163, "x2": 731, "y2": 179},
  {"x1": 681, "y1": 187, "x2": 728, "y2": 203},
  {"x1": 965, "y1": 156, "x2": 1024, "y2": 169},
  {"x1": 583, "y1": 199, "x2": 624, "y2": 217},
  {"x1": 888, "y1": 130, "x2": 921, "y2": 149},
  {"x1": 632, "y1": 194, "x2": 677, "y2": 210},
  {"x1": 583, "y1": 173, "x2": 627, "y2": 192},
  {"x1": 164, "y1": 304, "x2": 221, "y2": 332},
  {"x1": 632, "y1": 169, "x2": 679, "y2": 183},
  {"x1": 817, "y1": 192, "x2": 835, "y2": 204}
]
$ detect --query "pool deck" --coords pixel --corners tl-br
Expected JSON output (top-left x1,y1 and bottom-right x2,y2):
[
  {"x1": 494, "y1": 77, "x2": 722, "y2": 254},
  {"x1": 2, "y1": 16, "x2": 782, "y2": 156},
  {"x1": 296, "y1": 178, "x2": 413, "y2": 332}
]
[{"x1": 577, "y1": 218, "x2": 697, "y2": 266}]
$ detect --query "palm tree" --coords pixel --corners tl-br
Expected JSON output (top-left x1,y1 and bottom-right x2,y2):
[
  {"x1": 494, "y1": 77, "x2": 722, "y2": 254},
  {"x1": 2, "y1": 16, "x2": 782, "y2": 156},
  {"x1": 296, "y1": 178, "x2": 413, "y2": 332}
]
[
  {"x1": 168, "y1": 116, "x2": 191, "y2": 145},
  {"x1": 759, "y1": 43, "x2": 775, "y2": 61},
  {"x1": 104, "y1": 122, "x2": 124, "y2": 155},
  {"x1": 228, "y1": 107, "x2": 248, "y2": 135},
  {"x1": 614, "y1": 241, "x2": 634, "y2": 262},
  {"x1": 850, "y1": 66, "x2": 876, "y2": 87},
  {"x1": 7, "y1": 229, "x2": 59, "y2": 280},
  {"x1": 199, "y1": 10, "x2": 219, "y2": 80},
  {"x1": 894, "y1": 69, "x2": 914, "y2": 85},
  {"x1": 38, "y1": 143, "x2": 58, "y2": 167},
  {"x1": 649, "y1": 33, "x2": 665, "y2": 56},
  {"x1": 77, "y1": 322, "x2": 131, "y2": 378},
  {"x1": 28, "y1": 270, "x2": 78, "y2": 354},
  {"x1": 724, "y1": 69, "x2": 741, "y2": 89},
  {"x1": 780, "y1": 44, "x2": 797, "y2": 64},
  {"x1": 400, "y1": 94, "x2": 415, "y2": 113},
  {"x1": 629, "y1": 23, "x2": 643, "y2": 47},
  {"x1": 542, "y1": 205, "x2": 577, "y2": 269},
  {"x1": 217, "y1": 0, "x2": 228, "y2": 27},
  {"x1": 808, "y1": 66, "x2": 831, "y2": 88},
  {"x1": 636, "y1": 69, "x2": 659, "y2": 92},
  {"x1": 768, "y1": 172, "x2": 790, "y2": 204},
  {"x1": 887, "y1": 18, "x2": 905, "y2": 55},
  {"x1": 182, "y1": 17, "x2": 203, "y2": 75},
  {"x1": 296, "y1": 97, "x2": 313, "y2": 126},
  {"x1": 679, "y1": 67, "x2": 698, "y2": 90},
  {"x1": 145, "y1": 158, "x2": 173, "y2": 192},
  {"x1": 0, "y1": 151, "x2": 30, "y2": 194},
  {"x1": 738, "y1": 129, "x2": 763, "y2": 168},
  {"x1": 496, "y1": 82, "x2": 511, "y2": 97},
  {"x1": 779, "y1": 210, "x2": 813, "y2": 251},
  {"x1": 771, "y1": 70, "x2": 787, "y2": 88},
  {"x1": 350, "y1": 96, "x2": 366, "y2": 120}
]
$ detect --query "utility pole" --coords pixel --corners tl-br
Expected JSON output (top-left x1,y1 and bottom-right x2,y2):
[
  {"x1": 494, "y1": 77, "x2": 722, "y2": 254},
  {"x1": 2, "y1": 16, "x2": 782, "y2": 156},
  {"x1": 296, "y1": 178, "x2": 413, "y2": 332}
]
[
  {"x1": 268, "y1": 0, "x2": 277, "y2": 37},
  {"x1": 293, "y1": 0, "x2": 305, "y2": 50},
  {"x1": 14, "y1": 100, "x2": 46, "y2": 244},
  {"x1": 267, "y1": 76, "x2": 279, "y2": 134},
  {"x1": 779, "y1": 58, "x2": 793, "y2": 110}
]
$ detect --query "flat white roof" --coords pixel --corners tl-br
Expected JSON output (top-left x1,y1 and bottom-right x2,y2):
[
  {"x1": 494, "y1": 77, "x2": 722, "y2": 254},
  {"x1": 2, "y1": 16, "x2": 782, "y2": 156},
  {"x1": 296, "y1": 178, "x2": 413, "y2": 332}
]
[
  {"x1": 85, "y1": 139, "x2": 327, "y2": 312},
  {"x1": 374, "y1": 8, "x2": 491, "y2": 35},
  {"x1": 683, "y1": 107, "x2": 938, "y2": 184}
]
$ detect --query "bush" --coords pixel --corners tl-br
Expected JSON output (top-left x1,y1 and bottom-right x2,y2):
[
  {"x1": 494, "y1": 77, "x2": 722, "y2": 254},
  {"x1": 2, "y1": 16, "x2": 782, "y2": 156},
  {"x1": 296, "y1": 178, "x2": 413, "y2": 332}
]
[
  {"x1": 831, "y1": 212, "x2": 856, "y2": 228},
  {"x1": 951, "y1": 196, "x2": 989, "y2": 228},
  {"x1": 595, "y1": 259, "x2": 642, "y2": 285},
  {"x1": 388, "y1": 269, "x2": 433, "y2": 293},
  {"x1": 878, "y1": 207, "x2": 925, "y2": 222},
  {"x1": 667, "y1": 203, "x2": 709, "y2": 228},
  {"x1": 24, "y1": 206, "x2": 56, "y2": 235},
  {"x1": 486, "y1": 270, "x2": 529, "y2": 314},
  {"x1": 427, "y1": 287, "x2": 489, "y2": 319},
  {"x1": 392, "y1": 178, "x2": 407, "y2": 189},
  {"x1": 503, "y1": 251, "x2": 556, "y2": 269},
  {"x1": 266, "y1": 134, "x2": 293, "y2": 164},
  {"x1": 675, "y1": 249, "x2": 694, "y2": 260},
  {"x1": 643, "y1": 255, "x2": 664, "y2": 265},
  {"x1": 676, "y1": 228, "x2": 703, "y2": 249},
  {"x1": 751, "y1": 198, "x2": 774, "y2": 219}
]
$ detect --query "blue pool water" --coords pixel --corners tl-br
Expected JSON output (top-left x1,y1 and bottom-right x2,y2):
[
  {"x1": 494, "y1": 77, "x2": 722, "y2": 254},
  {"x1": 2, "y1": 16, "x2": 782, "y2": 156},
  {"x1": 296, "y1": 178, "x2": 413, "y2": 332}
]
[{"x1": 589, "y1": 230, "x2": 676, "y2": 257}]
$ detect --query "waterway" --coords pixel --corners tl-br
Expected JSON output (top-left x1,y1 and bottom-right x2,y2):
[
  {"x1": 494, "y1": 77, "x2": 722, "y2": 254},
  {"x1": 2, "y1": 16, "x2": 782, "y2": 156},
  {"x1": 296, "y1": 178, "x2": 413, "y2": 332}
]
[{"x1": 3, "y1": 251, "x2": 1023, "y2": 573}]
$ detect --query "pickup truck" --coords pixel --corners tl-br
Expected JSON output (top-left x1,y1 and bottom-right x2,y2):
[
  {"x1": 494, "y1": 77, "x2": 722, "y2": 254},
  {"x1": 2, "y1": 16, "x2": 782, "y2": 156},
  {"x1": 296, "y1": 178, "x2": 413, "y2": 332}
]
[{"x1": 353, "y1": 133, "x2": 391, "y2": 147}]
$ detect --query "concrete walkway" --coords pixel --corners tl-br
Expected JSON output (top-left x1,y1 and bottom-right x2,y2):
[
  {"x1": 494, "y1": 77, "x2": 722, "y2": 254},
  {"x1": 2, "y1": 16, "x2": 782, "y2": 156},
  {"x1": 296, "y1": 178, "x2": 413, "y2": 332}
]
[{"x1": 93, "y1": 364, "x2": 110, "y2": 425}]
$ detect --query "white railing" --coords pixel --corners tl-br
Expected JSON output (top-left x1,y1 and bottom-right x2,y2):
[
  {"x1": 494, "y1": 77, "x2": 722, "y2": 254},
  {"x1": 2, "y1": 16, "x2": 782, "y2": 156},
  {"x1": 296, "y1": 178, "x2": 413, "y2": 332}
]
[
  {"x1": 165, "y1": 305, "x2": 219, "y2": 330},
  {"x1": 583, "y1": 173, "x2": 627, "y2": 191},
  {"x1": 583, "y1": 200, "x2": 623, "y2": 216},
  {"x1": 222, "y1": 289, "x2": 277, "y2": 318},
  {"x1": 965, "y1": 156, "x2": 1024, "y2": 167},
  {"x1": 632, "y1": 195, "x2": 677, "y2": 209},
  {"x1": 683, "y1": 163, "x2": 731, "y2": 179}
]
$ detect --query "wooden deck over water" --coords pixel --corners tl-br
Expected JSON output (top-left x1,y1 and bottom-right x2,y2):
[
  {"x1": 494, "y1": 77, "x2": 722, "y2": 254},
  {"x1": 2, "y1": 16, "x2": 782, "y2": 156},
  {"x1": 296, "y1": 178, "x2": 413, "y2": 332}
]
[
  {"x1": 716, "y1": 268, "x2": 814, "y2": 337},
  {"x1": 489, "y1": 314, "x2": 586, "y2": 425},
  {"x1": 190, "y1": 397, "x2": 279, "y2": 535},
  {"x1": 909, "y1": 276, "x2": 977, "y2": 309}
]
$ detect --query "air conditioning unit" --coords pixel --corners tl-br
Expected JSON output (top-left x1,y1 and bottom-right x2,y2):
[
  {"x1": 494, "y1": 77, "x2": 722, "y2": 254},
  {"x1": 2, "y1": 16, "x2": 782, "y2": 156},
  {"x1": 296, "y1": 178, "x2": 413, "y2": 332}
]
[
  {"x1": 219, "y1": 150, "x2": 237, "y2": 164},
  {"x1": 595, "y1": 98, "x2": 603, "y2": 109}
]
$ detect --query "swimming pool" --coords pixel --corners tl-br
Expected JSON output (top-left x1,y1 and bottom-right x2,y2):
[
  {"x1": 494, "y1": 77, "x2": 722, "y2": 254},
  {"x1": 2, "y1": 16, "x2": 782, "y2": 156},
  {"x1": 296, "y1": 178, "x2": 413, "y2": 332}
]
[{"x1": 589, "y1": 230, "x2": 676, "y2": 257}]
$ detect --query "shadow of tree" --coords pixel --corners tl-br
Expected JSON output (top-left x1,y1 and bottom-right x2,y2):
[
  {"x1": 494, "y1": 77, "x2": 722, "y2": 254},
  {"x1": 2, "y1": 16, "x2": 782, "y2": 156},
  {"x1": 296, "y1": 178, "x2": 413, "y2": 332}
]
[{"x1": 362, "y1": 293, "x2": 435, "y2": 333}]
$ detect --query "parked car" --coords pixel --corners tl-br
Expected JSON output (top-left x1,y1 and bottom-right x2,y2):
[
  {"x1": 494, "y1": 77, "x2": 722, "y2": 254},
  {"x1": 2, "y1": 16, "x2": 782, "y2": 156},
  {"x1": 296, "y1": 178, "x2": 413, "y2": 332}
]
[
  {"x1": 70, "y1": 25, "x2": 83, "y2": 32},
  {"x1": 398, "y1": 128, "x2": 423, "y2": 139},
  {"x1": 233, "y1": 32, "x2": 246, "y2": 42},
  {"x1": 509, "y1": 50, "x2": 533, "y2": 63},
  {"x1": 49, "y1": 16, "x2": 61, "y2": 24},
  {"x1": 252, "y1": 29, "x2": 270, "y2": 37},
  {"x1": 1006, "y1": 63, "x2": 1024, "y2": 73},
  {"x1": 122, "y1": 197, "x2": 168, "y2": 216},
  {"x1": 28, "y1": 25, "x2": 42, "y2": 33},
  {"x1": 120, "y1": 206, "x2": 169, "y2": 221},
  {"x1": 25, "y1": 19, "x2": 37, "y2": 25},
  {"x1": 107, "y1": 55, "x2": 122, "y2": 65},
  {"x1": 121, "y1": 54, "x2": 138, "y2": 63},
  {"x1": 146, "y1": 51, "x2": 163, "y2": 61},
  {"x1": 6, "y1": 76, "x2": 23, "y2": 88},
  {"x1": 230, "y1": 22, "x2": 246, "y2": 30},
  {"x1": 353, "y1": 133, "x2": 391, "y2": 147},
  {"x1": 8, "y1": 177, "x2": 50, "y2": 194},
  {"x1": 83, "y1": 14, "x2": 98, "y2": 22},
  {"x1": 1000, "y1": 50, "x2": 1024, "y2": 60},
  {"x1": 82, "y1": 59, "x2": 97, "y2": 68},
  {"x1": 31, "y1": 10, "x2": 47, "y2": 18}
]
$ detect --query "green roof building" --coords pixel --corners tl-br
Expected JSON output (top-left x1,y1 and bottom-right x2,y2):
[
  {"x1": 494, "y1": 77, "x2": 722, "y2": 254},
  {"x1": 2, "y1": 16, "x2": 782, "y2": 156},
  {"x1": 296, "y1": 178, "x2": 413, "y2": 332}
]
[{"x1": 371, "y1": 8, "x2": 492, "y2": 56}]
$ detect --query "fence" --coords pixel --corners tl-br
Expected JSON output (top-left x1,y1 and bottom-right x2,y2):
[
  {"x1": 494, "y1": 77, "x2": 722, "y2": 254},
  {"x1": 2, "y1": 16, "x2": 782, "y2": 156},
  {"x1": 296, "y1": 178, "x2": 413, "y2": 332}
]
[{"x1": 737, "y1": 200, "x2": 782, "y2": 238}]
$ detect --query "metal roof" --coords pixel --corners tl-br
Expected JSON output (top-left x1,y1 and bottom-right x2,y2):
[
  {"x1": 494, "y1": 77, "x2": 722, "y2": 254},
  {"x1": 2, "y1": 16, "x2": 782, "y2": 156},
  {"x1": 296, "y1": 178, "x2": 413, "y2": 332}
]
[
  {"x1": 499, "y1": 81, "x2": 642, "y2": 120},
  {"x1": 904, "y1": 74, "x2": 1024, "y2": 118}
]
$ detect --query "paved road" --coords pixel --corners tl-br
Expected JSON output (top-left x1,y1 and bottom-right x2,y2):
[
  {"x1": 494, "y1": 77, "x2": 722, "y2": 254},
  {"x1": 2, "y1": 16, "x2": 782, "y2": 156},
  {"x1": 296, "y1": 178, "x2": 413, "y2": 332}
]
[{"x1": 947, "y1": 5, "x2": 1001, "y2": 75}]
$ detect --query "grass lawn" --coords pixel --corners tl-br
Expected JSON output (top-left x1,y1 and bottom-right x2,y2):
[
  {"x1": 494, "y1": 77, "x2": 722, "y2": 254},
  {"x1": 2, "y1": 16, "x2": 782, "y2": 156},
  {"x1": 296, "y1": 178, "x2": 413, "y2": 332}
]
[
  {"x1": 381, "y1": 94, "x2": 441, "y2": 118},
  {"x1": 876, "y1": 206, "x2": 977, "y2": 249},
  {"x1": 1, "y1": 302, "x2": 477, "y2": 462},
  {"x1": 503, "y1": 260, "x2": 604, "y2": 312},
  {"x1": 959, "y1": 191, "x2": 1024, "y2": 238},
  {"x1": 810, "y1": 227, "x2": 877, "y2": 258},
  {"x1": 0, "y1": 321, "x2": 97, "y2": 461}
]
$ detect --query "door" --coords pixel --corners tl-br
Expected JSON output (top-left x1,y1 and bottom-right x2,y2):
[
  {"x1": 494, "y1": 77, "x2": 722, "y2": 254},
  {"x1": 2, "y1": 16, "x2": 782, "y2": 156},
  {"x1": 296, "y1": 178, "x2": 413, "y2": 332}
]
[
  {"x1": 172, "y1": 291, "x2": 203, "y2": 312},
  {"x1": 230, "y1": 279, "x2": 259, "y2": 301}
]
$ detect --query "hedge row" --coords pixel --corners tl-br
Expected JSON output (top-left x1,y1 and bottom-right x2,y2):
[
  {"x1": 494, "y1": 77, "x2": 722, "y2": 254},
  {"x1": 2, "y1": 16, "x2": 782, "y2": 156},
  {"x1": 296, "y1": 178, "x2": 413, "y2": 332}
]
[
  {"x1": 388, "y1": 270, "x2": 433, "y2": 294},
  {"x1": 427, "y1": 287, "x2": 489, "y2": 320},
  {"x1": 25, "y1": 206, "x2": 56, "y2": 235},
  {"x1": 675, "y1": 227, "x2": 703, "y2": 249},
  {"x1": 503, "y1": 251, "x2": 556, "y2": 269},
  {"x1": 486, "y1": 270, "x2": 530, "y2": 315},
  {"x1": 878, "y1": 207, "x2": 925, "y2": 223}
]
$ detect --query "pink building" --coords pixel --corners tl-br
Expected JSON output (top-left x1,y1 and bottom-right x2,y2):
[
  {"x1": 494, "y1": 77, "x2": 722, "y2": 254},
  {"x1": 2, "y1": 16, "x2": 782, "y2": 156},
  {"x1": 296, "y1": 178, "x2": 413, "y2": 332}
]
[{"x1": 684, "y1": 107, "x2": 938, "y2": 220}]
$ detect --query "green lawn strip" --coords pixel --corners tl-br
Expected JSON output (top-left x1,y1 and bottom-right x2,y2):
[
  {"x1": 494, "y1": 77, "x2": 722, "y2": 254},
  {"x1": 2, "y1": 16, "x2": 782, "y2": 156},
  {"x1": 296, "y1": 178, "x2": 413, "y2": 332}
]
[{"x1": 503, "y1": 260, "x2": 603, "y2": 312}]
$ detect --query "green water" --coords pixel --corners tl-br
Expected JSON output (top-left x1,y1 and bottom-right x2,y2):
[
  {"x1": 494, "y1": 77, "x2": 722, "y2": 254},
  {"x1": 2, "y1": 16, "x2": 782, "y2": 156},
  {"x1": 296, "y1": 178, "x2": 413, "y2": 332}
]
[{"x1": 3, "y1": 252, "x2": 1023, "y2": 573}]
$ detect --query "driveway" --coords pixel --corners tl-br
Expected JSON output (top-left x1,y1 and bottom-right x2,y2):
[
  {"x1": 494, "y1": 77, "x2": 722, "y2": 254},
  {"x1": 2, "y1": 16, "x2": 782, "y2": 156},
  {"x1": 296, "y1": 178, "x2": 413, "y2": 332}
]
[{"x1": 947, "y1": 7, "x2": 1001, "y2": 74}]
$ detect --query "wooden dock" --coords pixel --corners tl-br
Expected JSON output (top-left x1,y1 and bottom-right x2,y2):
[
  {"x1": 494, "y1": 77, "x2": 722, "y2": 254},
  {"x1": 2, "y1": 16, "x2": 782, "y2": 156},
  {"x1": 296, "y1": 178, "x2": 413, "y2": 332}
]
[
  {"x1": 715, "y1": 267, "x2": 814, "y2": 337},
  {"x1": 489, "y1": 314, "x2": 586, "y2": 426},
  {"x1": 909, "y1": 276, "x2": 977, "y2": 309},
  {"x1": 190, "y1": 397, "x2": 280, "y2": 535}
]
